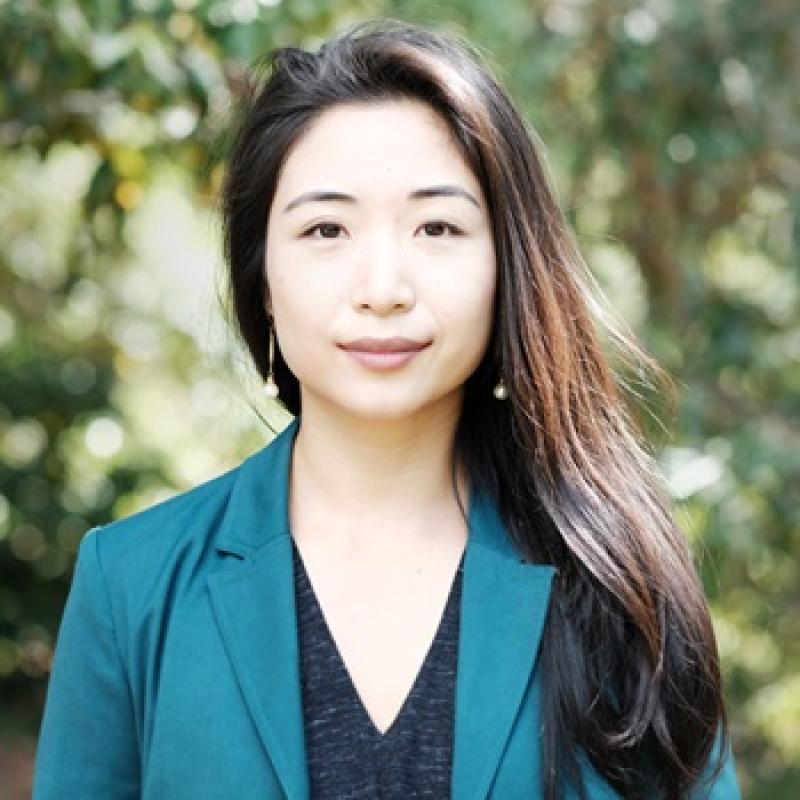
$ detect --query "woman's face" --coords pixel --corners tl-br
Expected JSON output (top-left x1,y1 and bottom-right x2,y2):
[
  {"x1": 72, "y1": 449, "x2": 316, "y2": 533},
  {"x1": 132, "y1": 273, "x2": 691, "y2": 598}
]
[{"x1": 264, "y1": 99, "x2": 496, "y2": 422}]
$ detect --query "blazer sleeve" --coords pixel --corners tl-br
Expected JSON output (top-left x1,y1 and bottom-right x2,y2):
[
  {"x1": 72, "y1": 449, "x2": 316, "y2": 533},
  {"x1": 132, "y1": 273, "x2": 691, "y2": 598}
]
[{"x1": 33, "y1": 527, "x2": 141, "y2": 799}]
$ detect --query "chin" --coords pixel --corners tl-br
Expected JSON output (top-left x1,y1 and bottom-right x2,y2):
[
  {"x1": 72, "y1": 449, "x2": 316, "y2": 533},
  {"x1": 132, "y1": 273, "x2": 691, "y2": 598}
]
[
  {"x1": 338, "y1": 401, "x2": 430, "y2": 422},
  {"x1": 300, "y1": 380, "x2": 461, "y2": 422},
  {"x1": 337, "y1": 388, "x2": 462, "y2": 424}
]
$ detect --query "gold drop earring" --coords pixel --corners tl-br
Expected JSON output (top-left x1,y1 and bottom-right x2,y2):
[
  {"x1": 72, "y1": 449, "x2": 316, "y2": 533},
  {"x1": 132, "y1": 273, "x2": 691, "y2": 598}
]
[{"x1": 263, "y1": 320, "x2": 279, "y2": 398}]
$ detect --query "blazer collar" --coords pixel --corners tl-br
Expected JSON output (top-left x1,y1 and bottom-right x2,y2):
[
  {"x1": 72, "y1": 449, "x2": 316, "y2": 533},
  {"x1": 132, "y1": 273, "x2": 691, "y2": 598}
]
[{"x1": 208, "y1": 416, "x2": 555, "y2": 800}]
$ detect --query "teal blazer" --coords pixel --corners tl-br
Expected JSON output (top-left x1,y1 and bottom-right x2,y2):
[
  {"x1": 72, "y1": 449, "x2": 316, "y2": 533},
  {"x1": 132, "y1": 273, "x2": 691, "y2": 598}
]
[{"x1": 34, "y1": 417, "x2": 740, "y2": 799}]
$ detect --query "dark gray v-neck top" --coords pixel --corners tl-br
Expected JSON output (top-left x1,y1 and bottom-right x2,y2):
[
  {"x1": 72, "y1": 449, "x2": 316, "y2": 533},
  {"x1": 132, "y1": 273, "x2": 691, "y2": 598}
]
[{"x1": 292, "y1": 538, "x2": 464, "y2": 799}]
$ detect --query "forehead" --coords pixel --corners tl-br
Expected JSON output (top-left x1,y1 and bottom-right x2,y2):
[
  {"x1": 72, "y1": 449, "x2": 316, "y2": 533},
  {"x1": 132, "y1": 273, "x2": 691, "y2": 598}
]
[{"x1": 274, "y1": 99, "x2": 479, "y2": 196}]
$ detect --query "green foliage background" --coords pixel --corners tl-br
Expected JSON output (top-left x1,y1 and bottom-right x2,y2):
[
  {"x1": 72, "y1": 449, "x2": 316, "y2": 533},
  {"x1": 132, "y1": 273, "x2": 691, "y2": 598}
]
[{"x1": 1, "y1": 0, "x2": 798, "y2": 796}]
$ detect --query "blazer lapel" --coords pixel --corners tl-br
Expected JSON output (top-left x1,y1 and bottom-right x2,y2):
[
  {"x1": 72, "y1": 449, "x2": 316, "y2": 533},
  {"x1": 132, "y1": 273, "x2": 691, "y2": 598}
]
[
  {"x1": 451, "y1": 486, "x2": 555, "y2": 799},
  {"x1": 207, "y1": 419, "x2": 307, "y2": 799},
  {"x1": 207, "y1": 416, "x2": 555, "y2": 800}
]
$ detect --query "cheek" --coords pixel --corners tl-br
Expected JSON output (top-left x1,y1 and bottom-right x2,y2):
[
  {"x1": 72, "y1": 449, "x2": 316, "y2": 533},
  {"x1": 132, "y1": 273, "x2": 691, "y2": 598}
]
[
  {"x1": 273, "y1": 292, "x2": 324, "y2": 351},
  {"x1": 465, "y1": 262, "x2": 497, "y2": 354},
  {"x1": 268, "y1": 279, "x2": 333, "y2": 379},
  {"x1": 445, "y1": 257, "x2": 496, "y2": 332},
  {"x1": 437, "y1": 273, "x2": 495, "y2": 372}
]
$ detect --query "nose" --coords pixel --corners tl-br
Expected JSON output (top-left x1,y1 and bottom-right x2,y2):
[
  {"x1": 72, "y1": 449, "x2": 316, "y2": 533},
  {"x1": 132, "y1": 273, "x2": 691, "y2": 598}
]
[{"x1": 351, "y1": 228, "x2": 415, "y2": 315}]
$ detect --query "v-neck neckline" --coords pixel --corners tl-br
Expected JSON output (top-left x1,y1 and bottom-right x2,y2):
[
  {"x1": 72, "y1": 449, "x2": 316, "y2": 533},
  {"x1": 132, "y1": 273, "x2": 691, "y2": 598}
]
[{"x1": 292, "y1": 539, "x2": 464, "y2": 741}]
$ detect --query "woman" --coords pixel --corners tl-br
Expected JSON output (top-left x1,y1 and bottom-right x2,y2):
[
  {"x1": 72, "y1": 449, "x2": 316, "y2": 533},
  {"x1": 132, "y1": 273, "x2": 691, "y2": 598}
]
[{"x1": 33, "y1": 19, "x2": 740, "y2": 800}]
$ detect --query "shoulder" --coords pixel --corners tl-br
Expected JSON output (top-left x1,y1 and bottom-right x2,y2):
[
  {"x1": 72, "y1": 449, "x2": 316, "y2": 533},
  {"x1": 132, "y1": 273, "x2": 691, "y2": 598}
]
[
  {"x1": 70, "y1": 419, "x2": 296, "y2": 624},
  {"x1": 95, "y1": 464, "x2": 239, "y2": 555},
  {"x1": 73, "y1": 415, "x2": 300, "y2": 592},
  {"x1": 80, "y1": 458, "x2": 246, "y2": 604}
]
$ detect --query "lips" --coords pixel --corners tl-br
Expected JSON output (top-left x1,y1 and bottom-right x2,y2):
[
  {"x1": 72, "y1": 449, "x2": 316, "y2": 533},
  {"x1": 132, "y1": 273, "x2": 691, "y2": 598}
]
[
  {"x1": 338, "y1": 337, "x2": 431, "y2": 370},
  {"x1": 339, "y1": 337, "x2": 430, "y2": 353}
]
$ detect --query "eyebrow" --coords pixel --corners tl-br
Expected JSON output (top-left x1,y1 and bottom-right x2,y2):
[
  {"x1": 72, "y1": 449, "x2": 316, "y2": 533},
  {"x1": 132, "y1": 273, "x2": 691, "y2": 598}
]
[{"x1": 282, "y1": 184, "x2": 481, "y2": 214}]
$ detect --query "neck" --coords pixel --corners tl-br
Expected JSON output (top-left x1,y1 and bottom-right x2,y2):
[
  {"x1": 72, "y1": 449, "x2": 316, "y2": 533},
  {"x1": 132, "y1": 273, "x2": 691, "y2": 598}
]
[{"x1": 288, "y1": 390, "x2": 469, "y2": 552}]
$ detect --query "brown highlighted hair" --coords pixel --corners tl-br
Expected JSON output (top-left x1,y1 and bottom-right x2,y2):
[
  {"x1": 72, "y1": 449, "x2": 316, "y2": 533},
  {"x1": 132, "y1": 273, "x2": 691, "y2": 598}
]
[{"x1": 220, "y1": 19, "x2": 728, "y2": 799}]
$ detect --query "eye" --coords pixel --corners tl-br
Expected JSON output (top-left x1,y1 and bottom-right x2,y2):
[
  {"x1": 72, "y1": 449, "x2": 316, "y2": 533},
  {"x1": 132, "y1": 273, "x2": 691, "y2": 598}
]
[
  {"x1": 419, "y1": 221, "x2": 463, "y2": 237},
  {"x1": 303, "y1": 222, "x2": 346, "y2": 239}
]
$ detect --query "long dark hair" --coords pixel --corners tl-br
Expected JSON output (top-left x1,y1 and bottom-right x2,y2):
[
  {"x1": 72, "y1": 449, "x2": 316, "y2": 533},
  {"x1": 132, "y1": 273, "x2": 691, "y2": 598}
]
[{"x1": 219, "y1": 18, "x2": 728, "y2": 799}]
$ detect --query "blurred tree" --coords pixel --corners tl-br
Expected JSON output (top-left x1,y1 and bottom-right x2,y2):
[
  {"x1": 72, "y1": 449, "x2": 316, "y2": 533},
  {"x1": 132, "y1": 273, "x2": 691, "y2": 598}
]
[{"x1": 1, "y1": 1, "x2": 797, "y2": 797}]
